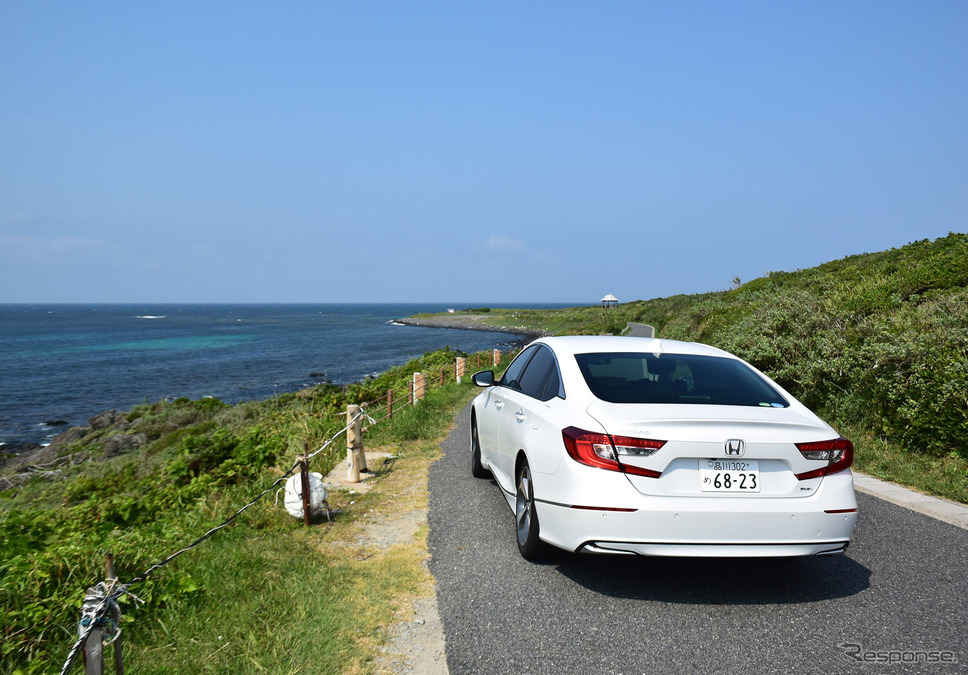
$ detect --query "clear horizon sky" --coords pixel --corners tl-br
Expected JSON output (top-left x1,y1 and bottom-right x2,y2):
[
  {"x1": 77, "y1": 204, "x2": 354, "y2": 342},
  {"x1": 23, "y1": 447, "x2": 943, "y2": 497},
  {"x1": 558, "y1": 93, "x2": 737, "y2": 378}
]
[{"x1": 2, "y1": 2, "x2": 965, "y2": 304}]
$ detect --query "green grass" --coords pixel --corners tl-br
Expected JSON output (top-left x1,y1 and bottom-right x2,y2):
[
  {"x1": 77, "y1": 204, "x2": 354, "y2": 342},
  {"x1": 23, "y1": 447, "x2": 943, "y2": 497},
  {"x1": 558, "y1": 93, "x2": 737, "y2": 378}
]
[
  {"x1": 846, "y1": 424, "x2": 968, "y2": 505},
  {"x1": 1, "y1": 349, "x2": 483, "y2": 674},
  {"x1": 125, "y1": 387, "x2": 472, "y2": 674}
]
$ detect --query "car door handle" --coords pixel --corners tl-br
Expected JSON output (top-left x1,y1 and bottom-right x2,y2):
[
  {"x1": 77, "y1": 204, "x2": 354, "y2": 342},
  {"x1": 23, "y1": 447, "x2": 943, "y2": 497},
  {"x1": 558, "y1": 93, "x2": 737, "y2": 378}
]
[
  {"x1": 515, "y1": 410, "x2": 526, "y2": 422},
  {"x1": 494, "y1": 398, "x2": 504, "y2": 410}
]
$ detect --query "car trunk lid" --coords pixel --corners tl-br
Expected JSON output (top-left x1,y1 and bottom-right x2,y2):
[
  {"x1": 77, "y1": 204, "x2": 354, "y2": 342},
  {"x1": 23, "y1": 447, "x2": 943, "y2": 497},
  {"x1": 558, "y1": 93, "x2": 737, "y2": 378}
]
[{"x1": 585, "y1": 401, "x2": 839, "y2": 498}]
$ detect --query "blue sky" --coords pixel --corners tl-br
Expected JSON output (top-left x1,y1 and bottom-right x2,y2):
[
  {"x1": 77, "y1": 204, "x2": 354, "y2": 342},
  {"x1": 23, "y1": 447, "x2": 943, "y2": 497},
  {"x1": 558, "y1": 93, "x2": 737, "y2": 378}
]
[{"x1": 1, "y1": 2, "x2": 965, "y2": 304}]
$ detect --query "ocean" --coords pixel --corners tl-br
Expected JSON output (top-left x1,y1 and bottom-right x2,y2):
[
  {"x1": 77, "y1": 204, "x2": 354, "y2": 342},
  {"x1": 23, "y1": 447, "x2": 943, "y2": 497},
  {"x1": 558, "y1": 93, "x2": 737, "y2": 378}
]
[{"x1": 0, "y1": 303, "x2": 569, "y2": 447}]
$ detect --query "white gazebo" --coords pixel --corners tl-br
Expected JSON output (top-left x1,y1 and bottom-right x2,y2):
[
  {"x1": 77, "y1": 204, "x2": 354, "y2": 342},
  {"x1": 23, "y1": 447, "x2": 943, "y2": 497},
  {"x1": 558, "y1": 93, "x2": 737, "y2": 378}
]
[{"x1": 601, "y1": 293, "x2": 619, "y2": 309}]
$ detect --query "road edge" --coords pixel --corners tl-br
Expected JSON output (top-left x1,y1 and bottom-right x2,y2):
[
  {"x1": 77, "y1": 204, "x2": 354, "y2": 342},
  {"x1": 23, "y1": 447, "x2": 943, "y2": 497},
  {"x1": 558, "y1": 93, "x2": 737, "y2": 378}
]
[{"x1": 853, "y1": 471, "x2": 968, "y2": 530}]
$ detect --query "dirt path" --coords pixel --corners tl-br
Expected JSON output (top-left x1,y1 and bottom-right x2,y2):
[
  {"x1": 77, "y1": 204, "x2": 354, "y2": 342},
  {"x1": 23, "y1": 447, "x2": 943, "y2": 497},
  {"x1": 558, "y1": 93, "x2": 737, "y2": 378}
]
[{"x1": 322, "y1": 448, "x2": 449, "y2": 674}]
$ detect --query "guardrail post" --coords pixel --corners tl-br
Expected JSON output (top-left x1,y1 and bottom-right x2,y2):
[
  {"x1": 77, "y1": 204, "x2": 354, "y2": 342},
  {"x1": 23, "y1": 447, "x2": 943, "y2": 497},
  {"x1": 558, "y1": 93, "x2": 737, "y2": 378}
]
[
  {"x1": 386, "y1": 388, "x2": 393, "y2": 419},
  {"x1": 346, "y1": 404, "x2": 365, "y2": 482},
  {"x1": 456, "y1": 357, "x2": 465, "y2": 383},
  {"x1": 493, "y1": 349, "x2": 501, "y2": 366},
  {"x1": 413, "y1": 372, "x2": 426, "y2": 404},
  {"x1": 439, "y1": 368, "x2": 445, "y2": 388}
]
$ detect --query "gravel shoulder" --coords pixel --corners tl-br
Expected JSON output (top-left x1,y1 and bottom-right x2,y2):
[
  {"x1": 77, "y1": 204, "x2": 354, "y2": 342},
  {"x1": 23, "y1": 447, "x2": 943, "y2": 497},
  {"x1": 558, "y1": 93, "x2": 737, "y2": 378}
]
[{"x1": 323, "y1": 447, "x2": 449, "y2": 674}]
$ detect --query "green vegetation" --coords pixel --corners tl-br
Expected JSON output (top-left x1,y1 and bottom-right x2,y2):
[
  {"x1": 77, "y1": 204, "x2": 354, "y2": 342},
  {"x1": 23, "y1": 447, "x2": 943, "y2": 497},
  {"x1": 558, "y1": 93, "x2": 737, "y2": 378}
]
[
  {"x1": 439, "y1": 233, "x2": 968, "y2": 503},
  {"x1": 1, "y1": 347, "x2": 483, "y2": 674},
  {"x1": 3, "y1": 234, "x2": 965, "y2": 672}
]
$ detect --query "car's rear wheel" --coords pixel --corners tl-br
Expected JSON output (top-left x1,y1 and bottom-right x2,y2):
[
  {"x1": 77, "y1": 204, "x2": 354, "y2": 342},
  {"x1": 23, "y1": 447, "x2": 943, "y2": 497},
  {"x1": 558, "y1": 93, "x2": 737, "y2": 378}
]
[
  {"x1": 515, "y1": 460, "x2": 548, "y2": 560},
  {"x1": 471, "y1": 415, "x2": 490, "y2": 478}
]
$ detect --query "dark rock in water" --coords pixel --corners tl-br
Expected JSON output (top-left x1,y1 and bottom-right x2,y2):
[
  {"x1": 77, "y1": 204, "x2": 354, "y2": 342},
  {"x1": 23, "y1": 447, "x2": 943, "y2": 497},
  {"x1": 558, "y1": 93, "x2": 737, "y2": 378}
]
[
  {"x1": 89, "y1": 410, "x2": 129, "y2": 431},
  {"x1": 43, "y1": 420, "x2": 69, "y2": 427},
  {"x1": 103, "y1": 433, "x2": 148, "y2": 459},
  {"x1": 310, "y1": 372, "x2": 327, "y2": 378}
]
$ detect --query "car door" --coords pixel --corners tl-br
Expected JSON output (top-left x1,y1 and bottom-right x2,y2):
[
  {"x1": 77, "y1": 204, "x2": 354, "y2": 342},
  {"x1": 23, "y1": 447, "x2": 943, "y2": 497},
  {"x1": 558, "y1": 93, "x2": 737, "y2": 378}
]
[
  {"x1": 487, "y1": 345, "x2": 538, "y2": 491},
  {"x1": 499, "y1": 345, "x2": 563, "y2": 479}
]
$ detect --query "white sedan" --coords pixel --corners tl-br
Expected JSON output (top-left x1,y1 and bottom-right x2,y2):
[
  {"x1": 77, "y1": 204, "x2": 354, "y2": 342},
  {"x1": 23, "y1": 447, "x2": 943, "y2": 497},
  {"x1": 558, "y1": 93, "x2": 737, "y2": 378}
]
[{"x1": 470, "y1": 336, "x2": 858, "y2": 560}]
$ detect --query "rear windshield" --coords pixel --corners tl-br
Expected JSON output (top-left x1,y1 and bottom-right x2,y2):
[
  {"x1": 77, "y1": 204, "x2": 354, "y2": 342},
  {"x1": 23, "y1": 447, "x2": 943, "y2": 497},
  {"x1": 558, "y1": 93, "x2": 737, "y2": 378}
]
[{"x1": 574, "y1": 352, "x2": 789, "y2": 407}]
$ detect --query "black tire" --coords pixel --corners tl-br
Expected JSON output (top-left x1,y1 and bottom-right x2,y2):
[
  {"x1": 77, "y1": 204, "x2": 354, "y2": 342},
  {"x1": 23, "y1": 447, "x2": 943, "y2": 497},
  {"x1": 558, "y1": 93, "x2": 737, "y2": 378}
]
[
  {"x1": 515, "y1": 460, "x2": 549, "y2": 560},
  {"x1": 471, "y1": 414, "x2": 490, "y2": 479}
]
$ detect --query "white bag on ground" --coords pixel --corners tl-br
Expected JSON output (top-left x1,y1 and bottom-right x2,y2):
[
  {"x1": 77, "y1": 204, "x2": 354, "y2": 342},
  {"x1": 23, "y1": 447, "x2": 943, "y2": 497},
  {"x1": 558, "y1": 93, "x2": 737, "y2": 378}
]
[{"x1": 284, "y1": 472, "x2": 328, "y2": 518}]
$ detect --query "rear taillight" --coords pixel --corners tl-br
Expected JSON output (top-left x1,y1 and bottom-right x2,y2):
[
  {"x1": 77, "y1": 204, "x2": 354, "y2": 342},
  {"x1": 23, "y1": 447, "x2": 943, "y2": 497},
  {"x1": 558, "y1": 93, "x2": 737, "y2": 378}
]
[
  {"x1": 562, "y1": 427, "x2": 665, "y2": 478},
  {"x1": 795, "y1": 438, "x2": 854, "y2": 480}
]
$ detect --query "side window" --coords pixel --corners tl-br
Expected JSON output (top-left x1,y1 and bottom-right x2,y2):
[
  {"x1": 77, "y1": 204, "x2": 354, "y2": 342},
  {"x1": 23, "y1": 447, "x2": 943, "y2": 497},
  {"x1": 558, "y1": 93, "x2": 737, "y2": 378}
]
[
  {"x1": 499, "y1": 345, "x2": 538, "y2": 391},
  {"x1": 517, "y1": 346, "x2": 562, "y2": 401},
  {"x1": 542, "y1": 363, "x2": 562, "y2": 401}
]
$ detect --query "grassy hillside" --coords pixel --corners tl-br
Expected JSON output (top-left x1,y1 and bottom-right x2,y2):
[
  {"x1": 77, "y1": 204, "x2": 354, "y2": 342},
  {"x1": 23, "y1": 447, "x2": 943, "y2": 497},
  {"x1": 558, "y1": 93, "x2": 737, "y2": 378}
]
[
  {"x1": 447, "y1": 233, "x2": 968, "y2": 502},
  {"x1": 0, "y1": 348, "x2": 482, "y2": 673}
]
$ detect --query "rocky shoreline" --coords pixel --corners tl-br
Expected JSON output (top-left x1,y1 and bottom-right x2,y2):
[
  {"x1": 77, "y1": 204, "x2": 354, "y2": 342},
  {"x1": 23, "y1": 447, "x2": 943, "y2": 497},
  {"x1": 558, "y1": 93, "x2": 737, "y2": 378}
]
[{"x1": 0, "y1": 409, "x2": 148, "y2": 490}]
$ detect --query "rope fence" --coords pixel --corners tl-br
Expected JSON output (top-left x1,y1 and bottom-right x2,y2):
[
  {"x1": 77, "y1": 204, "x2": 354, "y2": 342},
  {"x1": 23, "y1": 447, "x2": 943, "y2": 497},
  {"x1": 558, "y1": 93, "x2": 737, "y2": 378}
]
[{"x1": 60, "y1": 345, "x2": 520, "y2": 674}]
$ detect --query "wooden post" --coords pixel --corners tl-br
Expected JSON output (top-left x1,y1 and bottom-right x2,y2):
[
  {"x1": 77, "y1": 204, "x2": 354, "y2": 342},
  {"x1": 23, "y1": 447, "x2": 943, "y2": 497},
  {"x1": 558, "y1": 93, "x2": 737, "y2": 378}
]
[
  {"x1": 493, "y1": 349, "x2": 501, "y2": 366},
  {"x1": 357, "y1": 408, "x2": 367, "y2": 473},
  {"x1": 298, "y1": 452, "x2": 312, "y2": 526},
  {"x1": 439, "y1": 368, "x2": 445, "y2": 388},
  {"x1": 84, "y1": 633, "x2": 104, "y2": 674},
  {"x1": 105, "y1": 555, "x2": 123, "y2": 675},
  {"x1": 456, "y1": 357, "x2": 465, "y2": 383},
  {"x1": 84, "y1": 597, "x2": 104, "y2": 675},
  {"x1": 386, "y1": 388, "x2": 393, "y2": 419},
  {"x1": 413, "y1": 372, "x2": 426, "y2": 403},
  {"x1": 346, "y1": 404, "x2": 365, "y2": 482}
]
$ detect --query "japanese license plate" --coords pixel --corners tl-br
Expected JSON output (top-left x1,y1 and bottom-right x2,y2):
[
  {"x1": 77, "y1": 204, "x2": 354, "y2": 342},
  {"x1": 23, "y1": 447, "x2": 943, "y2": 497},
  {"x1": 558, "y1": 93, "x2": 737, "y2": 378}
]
[{"x1": 700, "y1": 459, "x2": 760, "y2": 492}]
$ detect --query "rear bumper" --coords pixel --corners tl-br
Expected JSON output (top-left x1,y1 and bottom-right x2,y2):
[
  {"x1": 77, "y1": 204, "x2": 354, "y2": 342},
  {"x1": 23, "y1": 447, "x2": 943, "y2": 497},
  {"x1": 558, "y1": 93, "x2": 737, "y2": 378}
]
[
  {"x1": 577, "y1": 540, "x2": 850, "y2": 557},
  {"x1": 535, "y1": 473, "x2": 858, "y2": 557}
]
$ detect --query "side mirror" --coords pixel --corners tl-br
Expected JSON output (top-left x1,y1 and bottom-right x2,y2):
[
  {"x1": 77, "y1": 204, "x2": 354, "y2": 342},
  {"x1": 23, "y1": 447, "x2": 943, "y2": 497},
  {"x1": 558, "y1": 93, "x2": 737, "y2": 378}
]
[{"x1": 472, "y1": 370, "x2": 495, "y2": 387}]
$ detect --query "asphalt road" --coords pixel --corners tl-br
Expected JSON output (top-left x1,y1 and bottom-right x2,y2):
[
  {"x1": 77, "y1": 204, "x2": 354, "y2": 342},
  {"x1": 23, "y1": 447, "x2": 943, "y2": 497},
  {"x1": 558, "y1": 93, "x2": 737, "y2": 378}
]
[{"x1": 428, "y1": 404, "x2": 968, "y2": 674}]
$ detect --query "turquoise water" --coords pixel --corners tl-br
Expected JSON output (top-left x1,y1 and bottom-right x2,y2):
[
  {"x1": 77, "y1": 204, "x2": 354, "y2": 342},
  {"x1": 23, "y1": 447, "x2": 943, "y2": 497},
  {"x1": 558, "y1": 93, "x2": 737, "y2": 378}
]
[{"x1": 0, "y1": 303, "x2": 570, "y2": 446}]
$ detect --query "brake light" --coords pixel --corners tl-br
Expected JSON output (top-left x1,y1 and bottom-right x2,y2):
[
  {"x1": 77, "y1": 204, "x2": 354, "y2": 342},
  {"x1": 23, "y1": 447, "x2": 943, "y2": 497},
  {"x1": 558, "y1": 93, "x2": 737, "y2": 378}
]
[
  {"x1": 562, "y1": 427, "x2": 665, "y2": 478},
  {"x1": 795, "y1": 438, "x2": 854, "y2": 480}
]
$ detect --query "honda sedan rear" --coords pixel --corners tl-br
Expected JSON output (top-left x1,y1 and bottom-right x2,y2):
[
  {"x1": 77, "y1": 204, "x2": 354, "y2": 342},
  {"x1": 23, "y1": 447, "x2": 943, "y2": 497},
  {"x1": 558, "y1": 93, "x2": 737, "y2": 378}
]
[{"x1": 470, "y1": 336, "x2": 858, "y2": 560}]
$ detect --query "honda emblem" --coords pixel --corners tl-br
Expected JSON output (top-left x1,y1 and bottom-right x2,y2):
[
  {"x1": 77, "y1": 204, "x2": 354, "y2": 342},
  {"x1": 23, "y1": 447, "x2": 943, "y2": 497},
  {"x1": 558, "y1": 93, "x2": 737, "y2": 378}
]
[{"x1": 725, "y1": 439, "x2": 745, "y2": 456}]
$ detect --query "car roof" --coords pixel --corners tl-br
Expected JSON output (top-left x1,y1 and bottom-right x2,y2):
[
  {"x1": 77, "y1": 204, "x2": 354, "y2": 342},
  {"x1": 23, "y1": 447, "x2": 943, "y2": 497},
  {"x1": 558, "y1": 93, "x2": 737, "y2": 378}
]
[{"x1": 535, "y1": 335, "x2": 736, "y2": 360}]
